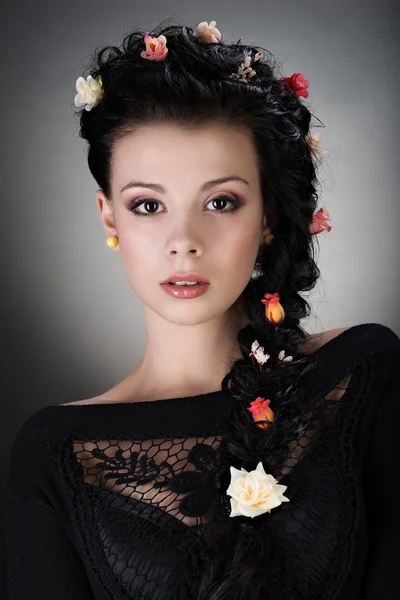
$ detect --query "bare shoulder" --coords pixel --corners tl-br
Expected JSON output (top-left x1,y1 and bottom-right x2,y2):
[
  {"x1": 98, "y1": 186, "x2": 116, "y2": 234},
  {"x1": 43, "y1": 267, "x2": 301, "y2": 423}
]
[
  {"x1": 60, "y1": 394, "x2": 114, "y2": 406},
  {"x1": 299, "y1": 326, "x2": 351, "y2": 354},
  {"x1": 60, "y1": 327, "x2": 351, "y2": 406}
]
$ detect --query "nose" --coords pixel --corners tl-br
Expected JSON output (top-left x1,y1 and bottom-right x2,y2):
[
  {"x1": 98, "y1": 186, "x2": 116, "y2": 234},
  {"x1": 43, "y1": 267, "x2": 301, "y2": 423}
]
[
  {"x1": 168, "y1": 237, "x2": 203, "y2": 256},
  {"x1": 170, "y1": 247, "x2": 198, "y2": 255}
]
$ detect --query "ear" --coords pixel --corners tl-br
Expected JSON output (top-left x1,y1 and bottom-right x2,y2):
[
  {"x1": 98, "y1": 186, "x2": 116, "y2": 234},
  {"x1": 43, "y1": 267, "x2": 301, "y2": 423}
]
[
  {"x1": 260, "y1": 213, "x2": 272, "y2": 244},
  {"x1": 261, "y1": 204, "x2": 279, "y2": 242},
  {"x1": 96, "y1": 190, "x2": 120, "y2": 253}
]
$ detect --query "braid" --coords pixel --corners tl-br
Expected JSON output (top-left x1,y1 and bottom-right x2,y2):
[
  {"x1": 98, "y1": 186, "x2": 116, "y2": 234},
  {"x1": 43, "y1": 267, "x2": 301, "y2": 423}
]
[{"x1": 74, "y1": 16, "x2": 327, "y2": 599}]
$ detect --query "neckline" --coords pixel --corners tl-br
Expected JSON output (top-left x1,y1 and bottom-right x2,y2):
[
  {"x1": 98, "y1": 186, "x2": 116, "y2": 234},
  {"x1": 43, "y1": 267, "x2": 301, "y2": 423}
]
[
  {"x1": 55, "y1": 389, "x2": 226, "y2": 409},
  {"x1": 51, "y1": 324, "x2": 367, "y2": 410},
  {"x1": 22, "y1": 322, "x2": 399, "y2": 439}
]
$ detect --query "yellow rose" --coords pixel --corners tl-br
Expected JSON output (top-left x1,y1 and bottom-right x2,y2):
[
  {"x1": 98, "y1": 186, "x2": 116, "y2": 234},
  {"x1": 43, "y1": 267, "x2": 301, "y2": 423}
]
[
  {"x1": 261, "y1": 292, "x2": 285, "y2": 329},
  {"x1": 226, "y1": 461, "x2": 290, "y2": 518}
]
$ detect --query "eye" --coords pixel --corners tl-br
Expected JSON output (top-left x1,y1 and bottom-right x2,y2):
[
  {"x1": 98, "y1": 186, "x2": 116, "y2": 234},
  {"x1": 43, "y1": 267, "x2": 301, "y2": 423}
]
[
  {"x1": 127, "y1": 195, "x2": 242, "y2": 217},
  {"x1": 207, "y1": 196, "x2": 242, "y2": 214},
  {"x1": 127, "y1": 199, "x2": 163, "y2": 217}
]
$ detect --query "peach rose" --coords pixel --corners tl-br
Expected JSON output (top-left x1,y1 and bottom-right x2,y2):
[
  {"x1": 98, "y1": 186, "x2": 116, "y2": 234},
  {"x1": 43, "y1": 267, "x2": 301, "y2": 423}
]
[
  {"x1": 227, "y1": 461, "x2": 290, "y2": 518},
  {"x1": 193, "y1": 20, "x2": 222, "y2": 44},
  {"x1": 140, "y1": 33, "x2": 168, "y2": 62},
  {"x1": 309, "y1": 208, "x2": 332, "y2": 235}
]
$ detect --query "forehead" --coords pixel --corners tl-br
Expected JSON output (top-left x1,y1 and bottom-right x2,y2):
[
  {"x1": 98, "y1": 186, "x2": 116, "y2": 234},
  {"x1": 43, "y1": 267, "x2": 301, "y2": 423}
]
[{"x1": 111, "y1": 122, "x2": 260, "y2": 186}]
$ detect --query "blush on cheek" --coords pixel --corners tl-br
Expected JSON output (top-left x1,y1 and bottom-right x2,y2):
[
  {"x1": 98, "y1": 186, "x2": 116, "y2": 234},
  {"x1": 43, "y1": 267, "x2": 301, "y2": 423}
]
[{"x1": 235, "y1": 236, "x2": 260, "y2": 267}]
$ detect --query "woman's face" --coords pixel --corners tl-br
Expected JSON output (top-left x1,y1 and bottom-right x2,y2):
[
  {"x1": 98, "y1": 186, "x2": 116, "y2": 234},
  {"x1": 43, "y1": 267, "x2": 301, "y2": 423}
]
[{"x1": 96, "y1": 122, "x2": 270, "y2": 326}]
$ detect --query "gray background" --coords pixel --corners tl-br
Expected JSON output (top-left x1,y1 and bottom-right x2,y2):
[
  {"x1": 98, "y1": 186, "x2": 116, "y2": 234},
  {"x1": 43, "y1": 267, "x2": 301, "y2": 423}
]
[{"x1": 2, "y1": 0, "x2": 399, "y2": 592}]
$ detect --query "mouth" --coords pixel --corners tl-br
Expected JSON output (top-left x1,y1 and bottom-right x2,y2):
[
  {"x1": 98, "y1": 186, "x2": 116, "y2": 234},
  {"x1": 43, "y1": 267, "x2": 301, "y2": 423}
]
[
  {"x1": 161, "y1": 273, "x2": 210, "y2": 285},
  {"x1": 162, "y1": 282, "x2": 209, "y2": 287},
  {"x1": 160, "y1": 281, "x2": 210, "y2": 299}
]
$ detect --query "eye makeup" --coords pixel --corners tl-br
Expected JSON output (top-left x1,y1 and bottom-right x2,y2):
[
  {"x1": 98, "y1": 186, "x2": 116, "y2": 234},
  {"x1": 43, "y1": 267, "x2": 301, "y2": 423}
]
[{"x1": 127, "y1": 194, "x2": 243, "y2": 217}]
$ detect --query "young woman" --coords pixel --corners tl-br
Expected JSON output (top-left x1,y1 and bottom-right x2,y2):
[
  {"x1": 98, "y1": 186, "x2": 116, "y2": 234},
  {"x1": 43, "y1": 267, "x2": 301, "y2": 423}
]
[{"x1": 6, "y1": 17, "x2": 400, "y2": 600}]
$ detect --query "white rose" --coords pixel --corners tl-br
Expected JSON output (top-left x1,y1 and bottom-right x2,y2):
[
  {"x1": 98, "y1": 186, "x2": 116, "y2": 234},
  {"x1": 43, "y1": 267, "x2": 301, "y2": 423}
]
[
  {"x1": 226, "y1": 461, "x2": 290, "y2": 518},
  {"x1": 74, "y1": 75, "x2": 103, "y2": 111}
]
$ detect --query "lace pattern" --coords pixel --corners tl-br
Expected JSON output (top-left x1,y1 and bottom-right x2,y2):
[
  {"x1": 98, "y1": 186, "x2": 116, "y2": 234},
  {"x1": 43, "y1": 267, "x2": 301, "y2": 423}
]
[
  {"x1": 46, "y1": 360, "x2": 374, "y2": 600},
  {"x1": 9, "y1": 323, "x2": 400, "y2": 599}
]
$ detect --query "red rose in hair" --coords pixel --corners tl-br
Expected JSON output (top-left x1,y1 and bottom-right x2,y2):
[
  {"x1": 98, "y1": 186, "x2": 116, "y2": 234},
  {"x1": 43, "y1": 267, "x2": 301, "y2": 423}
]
[{"x1": 281, "y1": 73, "x2": 309, "y2": 98}]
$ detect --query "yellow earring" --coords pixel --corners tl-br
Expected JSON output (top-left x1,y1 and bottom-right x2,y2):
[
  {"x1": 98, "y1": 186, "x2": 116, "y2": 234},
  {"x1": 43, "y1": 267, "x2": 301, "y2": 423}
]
[
  {"x1": 263, "y1": 233, "x2": 275, "y2": 246},
  {"x1": 106, "y1": 236, "x2": 119, "y2": 248}
]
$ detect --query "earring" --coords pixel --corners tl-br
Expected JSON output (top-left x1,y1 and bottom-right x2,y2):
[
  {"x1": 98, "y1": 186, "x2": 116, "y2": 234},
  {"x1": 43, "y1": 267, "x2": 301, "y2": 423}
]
[
  {"x1": 263, "y1": 233, "x2": 275, "y2": 246},
  {"x1": 106, "y1": 236, "x2": 119, "y2": 248}
]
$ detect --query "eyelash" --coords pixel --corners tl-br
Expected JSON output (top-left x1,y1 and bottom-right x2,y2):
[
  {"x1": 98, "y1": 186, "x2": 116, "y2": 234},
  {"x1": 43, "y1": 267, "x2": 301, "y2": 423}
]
[{"x1": 127, "y1": 195, "x2": 242, "y2": 217}]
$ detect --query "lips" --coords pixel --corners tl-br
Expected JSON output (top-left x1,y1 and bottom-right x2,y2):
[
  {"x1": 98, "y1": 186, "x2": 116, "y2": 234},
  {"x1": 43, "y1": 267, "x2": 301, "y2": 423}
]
[
  {"x1": 164, "y1": 282, "x2": 208, "y2": 286},
  {"x1": 160, "y1": 280, "x2": 210, "y2": 299},
  {"x1": 161, "y1": 273, "x2": 210, "y2": 284}
]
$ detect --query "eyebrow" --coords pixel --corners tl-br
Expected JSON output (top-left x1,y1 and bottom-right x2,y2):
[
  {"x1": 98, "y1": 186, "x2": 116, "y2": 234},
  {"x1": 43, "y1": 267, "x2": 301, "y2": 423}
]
[{"x1": 120, "y1": 176, "x2": 250, "y2": 195}]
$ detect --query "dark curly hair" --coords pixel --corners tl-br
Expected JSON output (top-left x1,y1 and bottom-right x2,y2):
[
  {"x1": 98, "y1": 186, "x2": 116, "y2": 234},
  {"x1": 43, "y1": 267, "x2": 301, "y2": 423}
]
[{"x1": 74, "y1": 16, "x2": 328, "y2": 600}]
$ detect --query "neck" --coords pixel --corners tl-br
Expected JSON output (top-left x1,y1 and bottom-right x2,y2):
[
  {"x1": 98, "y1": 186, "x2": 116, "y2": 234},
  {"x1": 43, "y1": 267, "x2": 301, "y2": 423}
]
[{"x1": 120, "y1": 298, "x2": 250, "y2": 402}]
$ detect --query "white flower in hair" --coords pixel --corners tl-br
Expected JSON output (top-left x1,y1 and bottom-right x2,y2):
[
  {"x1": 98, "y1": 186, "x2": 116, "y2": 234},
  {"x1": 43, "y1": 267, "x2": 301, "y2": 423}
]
[
  {"x1": 230, "y1": 52, "x2": 263, "y2": 83},
  {"x1": 230, "y1": 56, "x2": 257, "y2": 82},
  {"x1": 74, "y1": 75, "x2": 103, "y2": 111},
  {"x1": 249, "y1": 340, "x2": 270, "y2": 372},
  {"x1": 277, "y1": 349, "x2": 293, "y2": 363},
  {"x1": 227, "y1": 461, "x2": 290, "y2": 518},
  {"x1": 193, "y1": 20, "x2": 222, "y2": 44}
]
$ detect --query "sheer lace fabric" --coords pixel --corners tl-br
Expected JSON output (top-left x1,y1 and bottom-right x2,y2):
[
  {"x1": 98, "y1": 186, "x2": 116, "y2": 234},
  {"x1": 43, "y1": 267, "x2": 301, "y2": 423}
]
[
  {"x1": 6, "y1": 323, "x2": 400, "y2": 600},
  {"x1": 52, "y1": 369, "x2": 360, "y2": 599}
]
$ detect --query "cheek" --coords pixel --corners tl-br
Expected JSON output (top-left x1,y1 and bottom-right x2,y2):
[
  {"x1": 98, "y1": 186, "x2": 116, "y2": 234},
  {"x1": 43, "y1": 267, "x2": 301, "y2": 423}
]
[
  {"x1": 223, "y1": 226, "x2": 261, "y2": 269},
  {"x1": 217, "y1": 229, "x2": 260, "y2": 294},
  {"x1": 118, "y1": 235, "x2": 160, "y2": 288}
]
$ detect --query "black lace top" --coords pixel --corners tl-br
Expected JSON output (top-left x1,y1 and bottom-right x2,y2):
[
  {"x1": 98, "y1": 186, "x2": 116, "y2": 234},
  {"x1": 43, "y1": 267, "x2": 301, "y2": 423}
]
[{"x1": 5, "y1": 323, "x2": 400, "y2": 600}]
